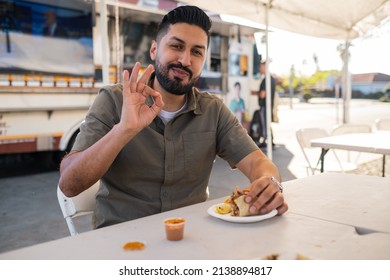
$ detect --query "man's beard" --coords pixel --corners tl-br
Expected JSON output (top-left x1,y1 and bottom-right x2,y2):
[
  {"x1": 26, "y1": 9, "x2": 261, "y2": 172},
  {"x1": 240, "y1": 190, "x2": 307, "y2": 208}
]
[{"x1": 154, "y1": 60, "x2": 199, "y2": 96}]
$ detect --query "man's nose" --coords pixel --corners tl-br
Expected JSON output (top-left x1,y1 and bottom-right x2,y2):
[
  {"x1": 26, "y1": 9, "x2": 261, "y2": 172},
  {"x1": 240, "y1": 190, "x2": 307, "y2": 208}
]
[{"x1": 178, "y1": 49, "x2": 191, "y2": 67}]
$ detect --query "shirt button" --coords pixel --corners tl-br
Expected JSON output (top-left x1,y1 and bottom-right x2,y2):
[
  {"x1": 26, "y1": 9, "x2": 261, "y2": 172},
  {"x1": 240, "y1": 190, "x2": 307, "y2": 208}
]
[{"x1": 162, "y1": 191, "x2": 168, "y2": 198}]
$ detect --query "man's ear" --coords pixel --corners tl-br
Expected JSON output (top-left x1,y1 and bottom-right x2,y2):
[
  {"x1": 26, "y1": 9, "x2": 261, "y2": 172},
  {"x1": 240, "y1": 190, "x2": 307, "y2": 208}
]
[{"x1": 150, "y1": 40, "x2": 157, "y2": 61}]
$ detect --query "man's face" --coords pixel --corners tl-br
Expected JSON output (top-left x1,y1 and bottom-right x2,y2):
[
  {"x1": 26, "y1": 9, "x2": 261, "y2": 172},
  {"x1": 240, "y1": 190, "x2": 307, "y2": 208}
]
[
  {"x1": 45, "y1": 11, "x2": 56, "y2": 25},
  {"x1": 234, "y1": 84, "x2": 241, "y2": 97},
  {"x1": 260, "y1": 63, "x2": 266, "y2": 75},
  {"x1": 150, "y1": 23, "x2": 208, "y2": 95}
]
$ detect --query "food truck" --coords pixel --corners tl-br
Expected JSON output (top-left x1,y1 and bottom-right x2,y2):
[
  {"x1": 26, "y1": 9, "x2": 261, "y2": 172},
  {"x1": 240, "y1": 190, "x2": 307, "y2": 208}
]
[{"x1": 0, "y1": 0, "x2": 262, "y2": 162}]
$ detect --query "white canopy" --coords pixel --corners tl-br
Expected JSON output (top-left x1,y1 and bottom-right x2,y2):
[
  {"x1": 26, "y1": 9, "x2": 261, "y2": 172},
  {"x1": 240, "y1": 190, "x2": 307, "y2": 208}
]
[
  {"x1": 179, "y1": 0, "x2": 390, "y2": 40},
  {"x1": 180, "y1": 0, "x2": 390, "y2": 159}
]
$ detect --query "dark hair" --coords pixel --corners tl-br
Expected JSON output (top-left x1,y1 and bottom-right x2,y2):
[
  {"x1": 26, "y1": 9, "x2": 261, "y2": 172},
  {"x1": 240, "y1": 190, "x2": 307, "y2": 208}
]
[
  {"x1": 234, "y1": 81, "x2": 241, "y2": 88},
  {"x1": 156, "y1": 5, "x2": 212, "y2": 46}
]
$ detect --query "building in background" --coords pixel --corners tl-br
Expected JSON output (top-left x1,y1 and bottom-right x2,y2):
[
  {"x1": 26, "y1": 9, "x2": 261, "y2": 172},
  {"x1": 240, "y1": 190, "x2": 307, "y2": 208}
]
[{"x1": 351, "y1": 73, "x2": 390, "y2": 95}]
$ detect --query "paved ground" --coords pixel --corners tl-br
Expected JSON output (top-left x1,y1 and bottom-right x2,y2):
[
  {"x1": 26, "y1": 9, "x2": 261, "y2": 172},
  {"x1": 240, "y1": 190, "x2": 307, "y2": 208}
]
[{"x1": 0, "y1": 98, "x2": 389, "y2": 254}]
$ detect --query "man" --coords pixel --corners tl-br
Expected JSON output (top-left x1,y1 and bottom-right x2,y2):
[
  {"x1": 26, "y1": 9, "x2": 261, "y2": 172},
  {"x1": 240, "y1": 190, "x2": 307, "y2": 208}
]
[
  {"x1": 43, "y1": 10, "x2": 68, "y2": 38},
  {"x1": 257, "y1": 61, "x2": 276, "y2": 147},
  {"x1": 59, "y1": 6, "x2": 287, "y2": 228}
]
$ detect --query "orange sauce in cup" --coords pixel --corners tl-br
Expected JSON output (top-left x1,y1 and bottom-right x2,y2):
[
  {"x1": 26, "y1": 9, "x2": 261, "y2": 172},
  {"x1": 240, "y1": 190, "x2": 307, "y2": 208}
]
[{"x1": 164, "y1": 218, "x2": 186, "y2": 241}]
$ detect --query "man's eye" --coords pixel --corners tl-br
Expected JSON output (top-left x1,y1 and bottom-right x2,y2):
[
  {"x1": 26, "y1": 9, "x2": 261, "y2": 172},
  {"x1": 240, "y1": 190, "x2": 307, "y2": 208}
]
[
  {"x1": 171, "y1": 44, "x2": 182, "y2": 50},
  {"x1": 192, "y1": 49, "x2": 203, "y2": 57}
]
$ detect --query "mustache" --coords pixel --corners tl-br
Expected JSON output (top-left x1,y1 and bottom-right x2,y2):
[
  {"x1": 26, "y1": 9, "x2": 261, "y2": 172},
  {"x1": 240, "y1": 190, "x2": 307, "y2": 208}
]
[{"x1": 167, "y1": 63, "x2": 193, "y2": 78}]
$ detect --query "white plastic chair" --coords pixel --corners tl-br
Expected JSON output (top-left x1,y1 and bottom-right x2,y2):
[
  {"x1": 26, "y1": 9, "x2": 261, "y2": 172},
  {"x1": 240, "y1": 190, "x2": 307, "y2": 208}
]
[
  {"x1": 375, "y1": 118, "x2": 390, "y2": 131},
  {"x1": 57, "y1": 181, "x2": 99, "y2": 236},
  {"x1": 331, "y1": 123, "x2": 372, "y2": 135},
  {"x1": 331, "y1": 123, "x2": 372, "y2": 163},
  {"x1": 296, "y1": 127, "x2": 357, "y2": 175},
  {"x1": 374, "y1": 118, "x2": 390, "y2": 177}
]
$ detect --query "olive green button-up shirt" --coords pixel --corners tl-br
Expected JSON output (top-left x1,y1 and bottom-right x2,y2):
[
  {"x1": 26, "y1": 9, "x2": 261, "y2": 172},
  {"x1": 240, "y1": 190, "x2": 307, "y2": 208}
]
[{"x1": 73, "y1": 83, "x2": 258, "y2": 228}]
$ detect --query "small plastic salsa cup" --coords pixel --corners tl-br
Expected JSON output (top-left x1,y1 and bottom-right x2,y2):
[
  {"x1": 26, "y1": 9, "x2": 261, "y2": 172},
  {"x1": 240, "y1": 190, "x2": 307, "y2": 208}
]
[{"x1": 163, "y1": 218, "x2": 186, "y2": 241}]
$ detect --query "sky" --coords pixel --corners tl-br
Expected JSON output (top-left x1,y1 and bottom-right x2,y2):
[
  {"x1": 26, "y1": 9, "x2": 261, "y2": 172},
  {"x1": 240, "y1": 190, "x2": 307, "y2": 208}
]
[
  {"x1": 263, "y1": 25, "x2": 390, "y2": 77},
  {"x1": 222, "y1": 15, "x2": 390, "y2": 77}
]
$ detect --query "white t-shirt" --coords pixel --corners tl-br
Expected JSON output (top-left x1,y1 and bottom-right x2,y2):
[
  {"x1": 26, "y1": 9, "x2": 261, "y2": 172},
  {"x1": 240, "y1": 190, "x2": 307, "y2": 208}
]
[{"x1": 158, "y1": 99, "x2": 187, "y2": 124}]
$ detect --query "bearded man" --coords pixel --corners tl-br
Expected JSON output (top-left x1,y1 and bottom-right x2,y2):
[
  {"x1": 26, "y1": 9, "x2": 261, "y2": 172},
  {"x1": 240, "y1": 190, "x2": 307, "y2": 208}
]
[{"x1": 59, "y1": 6, "x2": 287, "y2": 228}]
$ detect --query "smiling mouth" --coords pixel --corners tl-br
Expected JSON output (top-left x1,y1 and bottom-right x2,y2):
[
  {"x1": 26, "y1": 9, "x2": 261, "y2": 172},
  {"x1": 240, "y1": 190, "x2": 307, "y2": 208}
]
[
  {"x1": 168, "y1": 62, "x2": 193, "y2": 80},
  {"x1": 171, "y1": 67, "x2": 190, "y2": 79}
]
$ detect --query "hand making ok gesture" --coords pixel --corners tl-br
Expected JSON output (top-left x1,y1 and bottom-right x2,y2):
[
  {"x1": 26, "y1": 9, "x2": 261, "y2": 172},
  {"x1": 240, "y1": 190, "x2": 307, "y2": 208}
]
[{"x1": 119, "y1": 62, "x2": 164, "y2": 135}]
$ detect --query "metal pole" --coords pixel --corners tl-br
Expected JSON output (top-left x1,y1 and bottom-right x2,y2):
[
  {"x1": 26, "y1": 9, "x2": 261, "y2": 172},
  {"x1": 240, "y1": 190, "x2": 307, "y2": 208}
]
[
  {"x1": 100, "y1": 0, "x2": 110, "y2": 85},
  {"x1": 265, "y1": 3, "x2": 272, "y2": 159},
  {"x1": 335, "y1": 82, "x2": 340, "y2": 124},
  {"x1": 342, "y1": 40, "x2": 351, "y2": 124},
  {"x1": 289, "y1": 65, "x2": 294, "y2": 109},
  {"x1": 115, "y1": 1, "x2": 121, "y2": 83}
]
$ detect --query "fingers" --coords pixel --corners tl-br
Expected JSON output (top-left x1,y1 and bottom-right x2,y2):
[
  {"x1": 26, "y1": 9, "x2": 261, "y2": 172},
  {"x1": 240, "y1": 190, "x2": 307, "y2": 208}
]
[
  {"x1": 257, "y1": 192, "x2": 285, "y2": 215},
  {"x1": 245, "y1": 176, "x2": 286, "y2": 215},
  {"x1": 123, "y1": 62, "x2": 154, "y2": 94},
  {"x1": 128, "y1": 62, "x2": 141, "y2": 93},
  {"x1": 122, "y1": 62, "x2": 163, "y2": 111},
  {"x1": 276, "y1": 202, "x2": 288, "y2": 216},
  {"x1": 137, "y1": 64, "x2": 154, "y2": 89},
  {"x1": 135, "y1": 65, "x2": 155, "y2": 95},
  {"x1": 143, "y1": 86, "x2": 165, "y2": 110}
]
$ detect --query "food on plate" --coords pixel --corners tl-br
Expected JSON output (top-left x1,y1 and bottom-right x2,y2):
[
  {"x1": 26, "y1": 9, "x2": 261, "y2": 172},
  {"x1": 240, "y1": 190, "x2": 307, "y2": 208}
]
[
  {"x1": 233, "y1": 195, "x2": 251, "y2": 217},
  {"x1": 215, "y1": 203, "x2": 231, "y2": 214},
  {"x1": 217, "y1": 186, "x2": 277, "y2": 217},
  {"x1": 217, "y1": 186, "x2": 280, "y2": 218},
  {"x1": 122, "y1": 241, "x2": 146, "y2": 251},
  {"x1": 228, "y1": 186, "x2": 251, "y2": 217}
]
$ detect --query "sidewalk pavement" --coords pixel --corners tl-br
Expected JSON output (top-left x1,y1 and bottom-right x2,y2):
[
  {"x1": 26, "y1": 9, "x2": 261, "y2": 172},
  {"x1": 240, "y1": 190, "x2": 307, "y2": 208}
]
[{"x1": 0, "y1": 98, "x2": 388, "y2": 254}]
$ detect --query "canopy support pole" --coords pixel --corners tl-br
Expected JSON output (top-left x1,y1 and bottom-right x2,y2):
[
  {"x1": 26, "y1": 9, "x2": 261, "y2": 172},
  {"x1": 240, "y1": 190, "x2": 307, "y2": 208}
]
[
  {"x1": 342, "y1": 40, "x2": 351, "y2": 124},
  {"x1": 100, "y1": 0, "x2": 110, "y2": 85},
  {"x1": 115, "y1": 0, "x2": 121, "y2": 83},
  {"x1": 264, "y1": 2, "x2": 273, "y2": 159}
]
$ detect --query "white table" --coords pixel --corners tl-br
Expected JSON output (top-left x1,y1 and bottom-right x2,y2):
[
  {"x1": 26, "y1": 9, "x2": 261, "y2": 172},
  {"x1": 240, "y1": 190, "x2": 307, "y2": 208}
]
[
  {"x1": 1, "y1": 173, "x2": 390, "y2": 260},
  {"x1": 311, "y1": 132, "x2": 390, "y2": 176},
  {"x1": 285, "y1": 173, "x2": 390, "y2": 233}
]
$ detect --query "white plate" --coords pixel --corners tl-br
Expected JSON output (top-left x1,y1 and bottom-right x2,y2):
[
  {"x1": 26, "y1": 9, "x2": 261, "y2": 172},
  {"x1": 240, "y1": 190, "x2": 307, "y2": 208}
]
[{"x1": 207, "y1": 204, "x2": 278, "y2": 223}]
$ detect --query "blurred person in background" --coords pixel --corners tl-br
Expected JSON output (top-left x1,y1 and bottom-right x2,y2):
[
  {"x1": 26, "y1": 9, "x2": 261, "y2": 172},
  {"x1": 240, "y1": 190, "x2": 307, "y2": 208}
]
[
  {"x1": 257, "y1": 61, "x2": 276, "y2": 147},
  {"x1": 43, "y1": 10, "x2": 68, "y2": 38}
]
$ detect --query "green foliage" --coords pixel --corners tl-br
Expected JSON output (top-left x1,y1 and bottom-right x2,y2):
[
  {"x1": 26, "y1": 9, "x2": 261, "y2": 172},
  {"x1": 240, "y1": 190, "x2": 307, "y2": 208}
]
[
  {"x1": 379, "y1": 95, "x2": 390, "y2": 102},
  {"x1": 352, "y1": 90, "x2": 387, "y2": 100},
  {"x1": 303, "y1": 92, "x2": 313, "y2": 102},
  {"x1": 278, "y1": 70, "x2": 341, "y2": 97}
]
